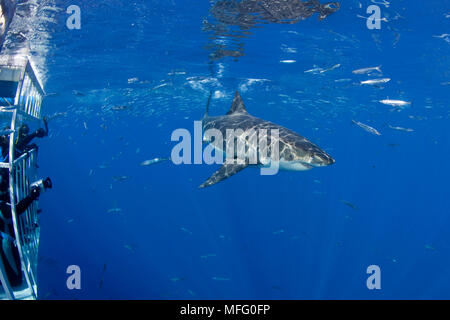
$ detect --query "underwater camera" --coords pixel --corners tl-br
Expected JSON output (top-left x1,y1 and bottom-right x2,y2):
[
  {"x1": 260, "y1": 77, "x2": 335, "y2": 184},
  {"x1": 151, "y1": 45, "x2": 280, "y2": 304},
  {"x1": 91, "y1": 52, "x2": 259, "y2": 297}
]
[{"x1": 31, "y1": 177, "x2": 52, "y2": 193}]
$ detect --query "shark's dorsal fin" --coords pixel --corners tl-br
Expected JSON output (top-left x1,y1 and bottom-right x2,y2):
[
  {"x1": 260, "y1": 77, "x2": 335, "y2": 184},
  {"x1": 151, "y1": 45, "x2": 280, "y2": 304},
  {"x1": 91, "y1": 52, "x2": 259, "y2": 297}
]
[{"x1": 226, "y1": 91, "x2": 248, "y2": 115}]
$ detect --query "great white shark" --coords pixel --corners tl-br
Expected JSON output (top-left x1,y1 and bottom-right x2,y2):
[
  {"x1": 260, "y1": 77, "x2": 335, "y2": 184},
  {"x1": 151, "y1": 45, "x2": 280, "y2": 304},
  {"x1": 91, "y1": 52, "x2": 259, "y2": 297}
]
[{"x1": 199, "y1": 91, "x2": 334, "y2": 188}]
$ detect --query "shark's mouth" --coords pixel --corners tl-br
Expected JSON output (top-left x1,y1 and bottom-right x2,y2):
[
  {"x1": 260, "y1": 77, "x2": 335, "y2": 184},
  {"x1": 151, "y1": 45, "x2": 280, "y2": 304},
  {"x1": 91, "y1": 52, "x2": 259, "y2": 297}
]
[{"x1": 276, "y1": 159, "x2": 314, "y2": 171}]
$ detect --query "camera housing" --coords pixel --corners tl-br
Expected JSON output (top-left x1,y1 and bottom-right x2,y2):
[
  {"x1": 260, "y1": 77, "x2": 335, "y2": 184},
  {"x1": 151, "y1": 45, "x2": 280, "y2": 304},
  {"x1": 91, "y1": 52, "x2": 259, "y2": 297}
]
[{"x1": 31, "y1": 177, "x2": 52, "y2": 193}]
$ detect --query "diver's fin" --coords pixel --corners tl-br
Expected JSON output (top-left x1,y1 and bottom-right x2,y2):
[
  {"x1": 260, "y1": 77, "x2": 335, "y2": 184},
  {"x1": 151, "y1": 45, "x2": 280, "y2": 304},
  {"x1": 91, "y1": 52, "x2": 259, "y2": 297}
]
[
  {"x1": 199, "y1": 163, "x2": 247, "y2": 188},
  {"x1": 226, "y1": 91, "x2": 248, "y2": 115}
]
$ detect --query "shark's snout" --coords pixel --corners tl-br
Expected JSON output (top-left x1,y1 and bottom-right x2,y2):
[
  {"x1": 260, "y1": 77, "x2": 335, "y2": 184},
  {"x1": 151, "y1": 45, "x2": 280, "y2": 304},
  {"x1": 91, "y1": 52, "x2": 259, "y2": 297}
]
[
  {"x1": 318, "y1": 2, "x2": 340, "y2": 20},
  {"x1": 311, "y1": 152, "x2": 335, "y2": 167}
]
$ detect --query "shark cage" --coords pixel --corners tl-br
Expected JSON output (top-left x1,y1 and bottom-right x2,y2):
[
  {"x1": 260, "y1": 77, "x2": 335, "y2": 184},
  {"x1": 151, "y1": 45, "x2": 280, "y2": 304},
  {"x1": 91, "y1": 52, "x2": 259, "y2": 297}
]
[{"x1": 0, "y1": 58, "x2": 45, "y2": 300}]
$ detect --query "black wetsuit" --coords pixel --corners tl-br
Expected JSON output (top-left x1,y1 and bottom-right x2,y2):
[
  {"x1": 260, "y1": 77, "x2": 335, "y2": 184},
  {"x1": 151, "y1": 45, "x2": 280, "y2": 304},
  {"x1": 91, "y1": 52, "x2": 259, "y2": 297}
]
[
  {"x1": 0, "y1": 134, "x2": 9, "y2": 160},
  {"x1": 0, "y1": 190, "x2": 39, "y2": 287},
  {"x1": 15, "y1": 119, "x2": 49, "y2": 156},
  {"x1": 0, "y1": 119, "x2": 48, "y2": 161}
]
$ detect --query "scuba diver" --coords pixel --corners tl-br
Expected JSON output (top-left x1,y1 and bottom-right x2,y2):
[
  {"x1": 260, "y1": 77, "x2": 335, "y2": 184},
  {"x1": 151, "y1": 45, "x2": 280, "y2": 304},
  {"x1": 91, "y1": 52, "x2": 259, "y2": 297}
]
[
  {"x1": 15, "y1": 117, "x2": 49, "y2": 156},
  {"x1": 0, "y1": 177, "x2": 52, "y2": 287},
  {"x1": 0, "y1": 117, "x2": 49, "y2": 161},
  {"x1": 0, "y1": 118, "x2": 49, "y2": 202}
]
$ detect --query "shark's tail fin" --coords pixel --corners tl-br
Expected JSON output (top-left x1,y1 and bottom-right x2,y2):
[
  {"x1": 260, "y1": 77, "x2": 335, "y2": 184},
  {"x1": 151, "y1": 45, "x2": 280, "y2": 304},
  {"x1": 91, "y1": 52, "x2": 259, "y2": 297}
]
[{"x1": 204, "y1": 90, "x2": 213, "y2": 118}]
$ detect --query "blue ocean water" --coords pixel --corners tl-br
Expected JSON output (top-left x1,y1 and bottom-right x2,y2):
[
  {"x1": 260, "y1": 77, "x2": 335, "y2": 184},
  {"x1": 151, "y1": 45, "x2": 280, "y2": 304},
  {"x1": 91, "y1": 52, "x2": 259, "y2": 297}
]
[{"x1": 29, "y1": 0, "x2": 450, "y2": 299}]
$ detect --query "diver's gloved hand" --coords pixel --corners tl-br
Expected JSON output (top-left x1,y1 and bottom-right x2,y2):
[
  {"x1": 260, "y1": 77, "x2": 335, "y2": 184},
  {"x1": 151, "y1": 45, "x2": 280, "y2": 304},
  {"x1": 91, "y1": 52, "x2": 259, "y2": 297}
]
[
  {"x1": 35, "y1": 128, "x2": 47, "y2": 138},
  {"x1": 30, "y1": 186, "x2": 40, "y2": 200}
]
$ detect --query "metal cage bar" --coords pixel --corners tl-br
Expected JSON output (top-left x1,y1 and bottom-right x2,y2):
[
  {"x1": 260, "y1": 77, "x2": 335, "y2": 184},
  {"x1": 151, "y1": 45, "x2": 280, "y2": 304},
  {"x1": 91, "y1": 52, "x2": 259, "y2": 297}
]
[
  {"x1": 0, "y1": 60, "x2": 44, "y2": 119},
  {"x1": 0, "y1": 59, "x2": 44, "y2": 300},
  {"x1": 12, "y1": 149, "x2": 39, "y2": 294},
  {"x1": 0, "y1": 249, "x2": 14, "y2": 299}
]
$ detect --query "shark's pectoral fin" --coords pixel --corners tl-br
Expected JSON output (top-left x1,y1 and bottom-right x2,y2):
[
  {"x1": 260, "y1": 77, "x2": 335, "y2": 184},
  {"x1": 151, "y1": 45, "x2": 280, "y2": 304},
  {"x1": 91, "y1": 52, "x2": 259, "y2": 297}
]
[{"x1": 199, "y1": 163, "x2": 247, "y2": 188}]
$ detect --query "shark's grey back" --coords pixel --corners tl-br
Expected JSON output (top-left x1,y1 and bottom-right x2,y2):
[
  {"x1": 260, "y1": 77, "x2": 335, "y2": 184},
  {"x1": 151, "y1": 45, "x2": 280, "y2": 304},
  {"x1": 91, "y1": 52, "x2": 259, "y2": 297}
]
[
  {"x1": 199, "y1": 91, "x2": 334, "y2": 188},
  {"x1": 203, "y1": 112, "x2": 326, "y2": 163}
]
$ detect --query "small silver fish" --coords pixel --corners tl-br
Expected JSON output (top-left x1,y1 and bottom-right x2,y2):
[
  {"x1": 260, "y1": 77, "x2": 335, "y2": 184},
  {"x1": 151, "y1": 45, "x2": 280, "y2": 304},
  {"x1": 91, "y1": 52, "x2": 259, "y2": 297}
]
[
  {"x1": 433, "y1": 34, "x2": 450, "y2": 38},
  {"x1": 305, "y1": 64, "x2": 340, "y2": 74},
  {"x1": 334, "y1": 78, "x2": 352, "y2": 83},
  {"x1": 304, "y1": 67, "x2": 323, "y2": 74},
  {"x1": 352, "y1": 120, "x2": 381, "y2": 136},
  {"x1": 388, "y1": 125, "x2": 414, "y2": 132},
  {"x1": 352, "y1": 66, "x2": 382, "y2": 74},
  {"x1": 113, "y1": 176, "x2": 130, "y2": 182},
  {"x1": 379, "y1": 99, "x2": 411, "y2": 107},
  {"x1": 340, "y1": 200, "x2": 358, "y2": 210},
  {"x1": 360, "y1": 78, "x2": 390, "y2": 85},
  {"x1": 107, "y1": 208, "x2": 122, "y2": 214},
  {"x1": 212, "y1": 277, "x2": 230, "y2": 281},
  {"x1": 140, "y1": 158, "x2": 170, "y2": 166},
  {"x1": 152, "y1": 83, "x2": 169, "y2": 90},
  {"x1": 319, "y1": 64, "x2": 341, "y2": 74}
]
